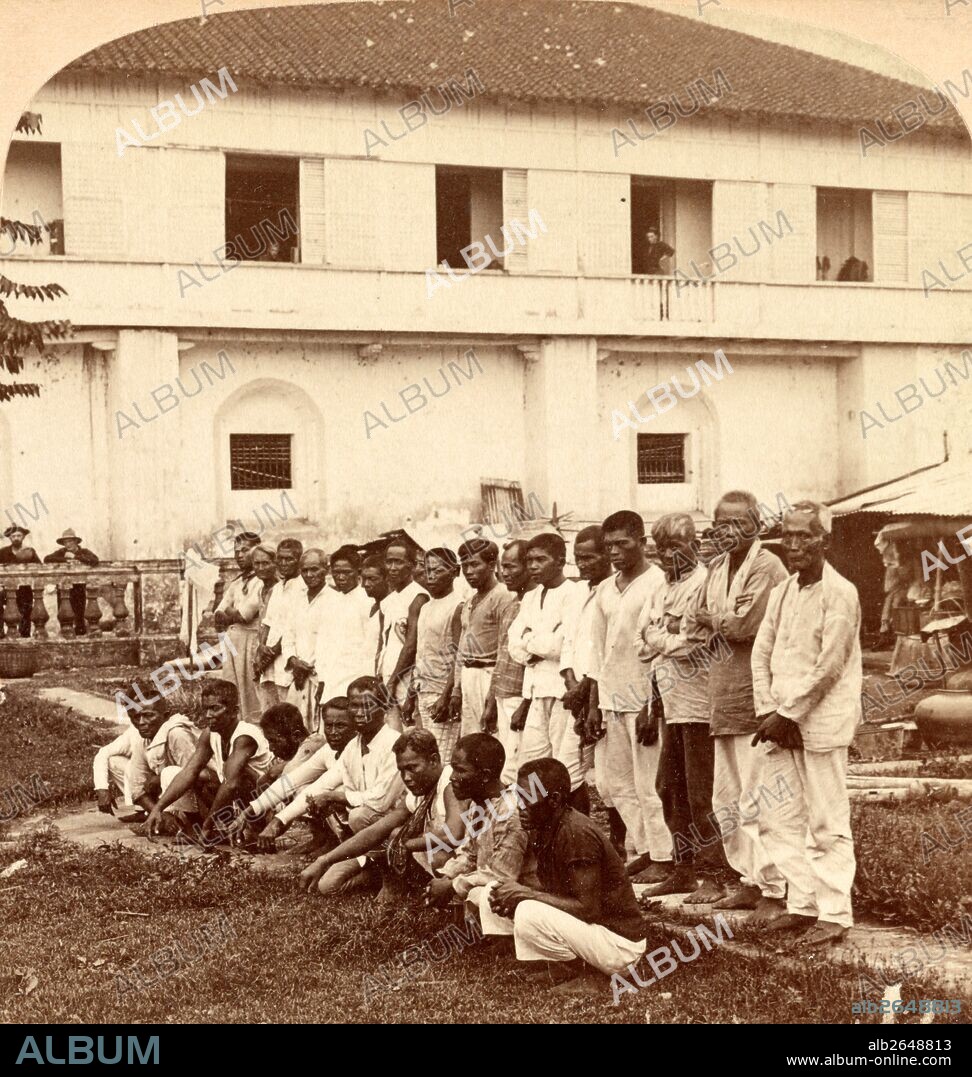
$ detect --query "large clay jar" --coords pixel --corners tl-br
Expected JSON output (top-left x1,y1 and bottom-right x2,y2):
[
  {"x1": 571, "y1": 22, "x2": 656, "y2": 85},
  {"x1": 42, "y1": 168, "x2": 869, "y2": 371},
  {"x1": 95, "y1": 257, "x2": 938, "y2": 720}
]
[{"x1": 915, "y1": 673, "x2": 972, "y2": 747}]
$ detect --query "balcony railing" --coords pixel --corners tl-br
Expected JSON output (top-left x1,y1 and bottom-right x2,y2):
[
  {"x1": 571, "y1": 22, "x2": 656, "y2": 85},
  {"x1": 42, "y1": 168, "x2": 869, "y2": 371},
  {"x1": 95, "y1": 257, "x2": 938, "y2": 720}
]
[{"x1": 0, "y1": 565, "x2": 138, "y2": 640}]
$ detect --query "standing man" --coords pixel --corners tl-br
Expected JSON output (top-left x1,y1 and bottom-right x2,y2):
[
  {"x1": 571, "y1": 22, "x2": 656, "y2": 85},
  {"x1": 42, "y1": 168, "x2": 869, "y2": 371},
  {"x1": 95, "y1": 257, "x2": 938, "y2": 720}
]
[
  {"x1": 406, "y1": 548, "x2": 464, "y2": 763},
  {"x1": 588, "y1": 511, "x2": 671, "y2": 880},
  {"x1": 697, "y1": 491, "x2": 788, "y2": 913},
  {"x1": 283, "y1": 549, "x2": 338, "y2": 733},
  {"x1": 361, "y1": 555, "x2": 389, "y2": 675},
  {"x1": 636, "y1": 513, "x2": 731, "y2": 903},
  {"x1": 316, "y1": 546, "x2": 375, "y2": 701},
  {"x1": 0, "y1": 525, "x2": 41, "y2": 637},
  {"x1": 508, "y1": 533, "x2": 585, "y2": 810},
  {"x1": 44, "y1": 528, "x2": 99, "y2": 635},
  {"x1": 484, "y1": 540, "x2": 534, "y2": 785},
  {"x1": 642, "y1": 226, "x2": 675, "y2": 275},
  {"x1": 256, "y1": 538, "x2": 304, "y2": 708},
  {"x1": 452, "y1": 538, "x2": 516, "y2": 736},
  {"x1": 377, "y1": 540, "x2": 429, "y2": 731},
  {"x1": 751, "y1": 502, "x2": 862, "y2": 948}
]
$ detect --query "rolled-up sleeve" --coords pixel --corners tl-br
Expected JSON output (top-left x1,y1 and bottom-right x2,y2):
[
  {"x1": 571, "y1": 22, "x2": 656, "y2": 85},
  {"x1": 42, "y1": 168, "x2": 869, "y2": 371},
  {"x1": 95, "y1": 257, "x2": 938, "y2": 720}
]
[{"x1": 93, "y1": 729, "x2": 134, "y2": 791}]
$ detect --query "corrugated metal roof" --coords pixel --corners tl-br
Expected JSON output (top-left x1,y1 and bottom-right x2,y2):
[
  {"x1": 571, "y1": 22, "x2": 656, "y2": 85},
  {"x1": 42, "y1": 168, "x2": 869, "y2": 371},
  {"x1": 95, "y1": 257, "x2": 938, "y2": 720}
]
[
  {"x1": 830, "y1": 458, "x2": 972, "y2": 516},
  {"x1": 63, "y1": 0, "x2": 967, "y2": 136}
]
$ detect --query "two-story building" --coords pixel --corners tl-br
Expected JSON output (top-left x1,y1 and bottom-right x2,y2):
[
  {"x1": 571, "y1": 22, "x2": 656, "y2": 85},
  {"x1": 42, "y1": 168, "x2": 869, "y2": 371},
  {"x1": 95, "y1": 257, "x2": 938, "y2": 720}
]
[{"x1": 1, "y1": 0, "x2": 970, "y2": 575}]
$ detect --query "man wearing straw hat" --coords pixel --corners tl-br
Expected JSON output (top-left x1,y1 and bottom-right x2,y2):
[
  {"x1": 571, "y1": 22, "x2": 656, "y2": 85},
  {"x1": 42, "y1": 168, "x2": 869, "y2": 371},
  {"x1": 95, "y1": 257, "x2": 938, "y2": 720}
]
[
  {"x1": 44, "y1": 528, "x2": 100, "y2": 635},
  {"x1": 0, "y1": 525, "x2": 41, "y2": 637}
]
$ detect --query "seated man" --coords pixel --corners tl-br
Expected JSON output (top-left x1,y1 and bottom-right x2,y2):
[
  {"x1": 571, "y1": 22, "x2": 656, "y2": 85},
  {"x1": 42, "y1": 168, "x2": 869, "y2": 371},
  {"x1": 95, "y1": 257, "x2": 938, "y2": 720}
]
[
  {"x1": 232, "y1": 697, "x2": 356, "y2": 852},
  {"x1": 298, "y1": 727, "x2": 464, "y2": 899},
  {"x1": 126, "y1": 680, "x2": 199, "y2": 818},
  {"x1": 93, "y1": 720, "x2": 141, "y2": 816},
  {"x1": 428, "y1": 733, "x2": 539, "y2": 927},
  {"x1": 146, "y1": 679, "x2": 272, "y2": 846},
  {"x1": 487, "y1": 758, "x2": 647, "y2": 988},
  {"x1": 260, "y1": 701, "x2": 328, "y2": 785}
]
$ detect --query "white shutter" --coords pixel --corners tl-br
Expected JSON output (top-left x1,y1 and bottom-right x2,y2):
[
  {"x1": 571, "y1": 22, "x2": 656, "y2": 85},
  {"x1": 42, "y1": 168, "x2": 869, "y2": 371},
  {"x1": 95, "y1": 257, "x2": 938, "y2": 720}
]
[
  {"x1": 61, "y1": 143, "x2": 126, "y2": 258},
  {"x1": 382, "y1": 162, "x2": 436, "y2": 270},
  {"x1": 503, "y1": 169, "x2": 529, "y2": 274},
  {"x1": 710, "y1": 180, "x2": 766, "y2": 281},
  {"x1": 578, "y1": 172, "x2": 630, "y2": 276},
  {"x1": 767, "y1": 183, "x2": 815, "y2": 284},
  {"x1": 300, "y1": 158, "x2": 327, "y2": 264},
  {"x1": 872, "y1": 191, "x2": 908, "y2": 283},
  {"x1": 324, "y1": 159, "x2": 382, "y2": 268},
  {"x1": 526, "y1": 170, "x2": 577, "y2": 274},
  {"x1": 167, "y1": 149, "x2": 224, "y2": 263}
]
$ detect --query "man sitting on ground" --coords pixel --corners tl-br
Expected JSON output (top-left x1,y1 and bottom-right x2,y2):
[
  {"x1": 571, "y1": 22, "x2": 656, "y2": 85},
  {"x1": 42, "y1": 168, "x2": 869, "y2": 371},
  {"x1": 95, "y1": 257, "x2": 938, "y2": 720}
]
[
  {"x1": 487, "y1": 758, "x2": 647, "y2": 989},
  {"x1": 231, "y1": 697, "x2": 356, "y2": 852},
  {"x1": 427, "y1": 733, "x2": 539, "y2": 930},
  {"x1": 125, "y1": 680, "x2": 199, "y2": 820},
  {"x1": 298, "y1": 728, "x2": 465, "y2": 900},
  {"x1": 146, "y1": 679, "x2": 272, "y2": 846},
  {"x1": 93, "y1": 720, "x2": 141, "y2": 817}
]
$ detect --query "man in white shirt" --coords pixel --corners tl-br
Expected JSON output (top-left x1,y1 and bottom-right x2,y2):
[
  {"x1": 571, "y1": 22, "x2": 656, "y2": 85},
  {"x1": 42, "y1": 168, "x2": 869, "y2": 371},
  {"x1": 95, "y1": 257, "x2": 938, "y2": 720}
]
[
  {"x1": 377, "y1": 540, "x2": 429, "y2": 730},
  {"x1": 256, "y1": 539, "x2": 304, "y2": 708},
  {"x1": 296, "y1": 676, "x2": 406, "y2": 894},
  {"x1": 508, "y1": 532, "x2": 584, "y2": 807},
  {"x1": 751, "y1": 502, "x2": 862, "y2": 948},
  {"x1": 283, "y1": 549, "x2": 340, "y2": 733},
  {"x1": 93, "y1": 723, "x2": 141, "y2": 814},
  {"x1": 588, "y1": 510, "x2": 672, "y2": 882}
]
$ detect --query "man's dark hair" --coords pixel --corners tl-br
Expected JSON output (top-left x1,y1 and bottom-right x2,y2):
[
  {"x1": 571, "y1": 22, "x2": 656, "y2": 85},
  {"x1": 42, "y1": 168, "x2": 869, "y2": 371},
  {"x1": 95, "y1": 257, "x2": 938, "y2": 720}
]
[
  {"x1": 503, "y1": 539, "x2": 529, "y2": 560},
  {"x1": 574, "y1": 525, "x2": 604, "y2": 550},
  {"x1": 361, "y1": 554, "x2": 386, "y2": 574},
  {"x1": 518, "y1": 757, "x2": 570, "y2": 800},
  {"x1": 276, "y1": 538, "x2": 303, "y2": 557},
  {"x1": 425, "y1": 546, "x2": 461, "y2": 574},
  {"x1": 330, "y1": 544, "x2": 361, "y2": 570},
  {"x1": 602, "y1": 510, "x2": 645, "y2": 538},
  {"x1": 527, "y1": 532, "x2": 566, "y2": 560},
  {"x1": 128, "y1": 676, "x2": 172, "y2": 716},
  {"x1": 458, "y1": 538, "x2": 498, "y2": 565},
  {"x1": 261, "y1": 702, "x2": 305, "y2": 738},
  {"x1": 393, "y1": 728, "x2": 440, "y2": 762},
  {"x1": 201, "y1": 677, "x2": 239, "y2": 708},
  {"x1": 715, "y1": 490, "x2": 759, "y2": 515},
  {"x1": 385, "y1": 539, "x2": 417, "y2": 564},
  {"x1": 320, "y1": 695, "x2": 350, "y2": 713},
  {"x1": 455, "y1": 733, "x2": 506, "y2": 780},
  {"x1": 348, "y1": 675, "x2": 383, "y2": 699}
]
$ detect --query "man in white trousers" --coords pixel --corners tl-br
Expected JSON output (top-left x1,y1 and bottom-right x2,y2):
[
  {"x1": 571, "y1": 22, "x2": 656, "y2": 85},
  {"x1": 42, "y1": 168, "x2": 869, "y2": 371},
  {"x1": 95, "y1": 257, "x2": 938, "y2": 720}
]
[{"x1": 751, "y1": 501, "x2": 862, "y2": 948}]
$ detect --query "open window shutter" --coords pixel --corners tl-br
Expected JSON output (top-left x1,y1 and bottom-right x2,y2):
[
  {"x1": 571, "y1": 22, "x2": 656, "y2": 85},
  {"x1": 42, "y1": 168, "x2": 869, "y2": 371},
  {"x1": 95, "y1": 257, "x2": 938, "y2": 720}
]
[
  {"x1": 526, "y1": 170, "x2": 577, "y2": 274},
  {"x1": 324, "y1": 159, "x2": 382, "y2": 268},
  {"x1": 382, "y1": 162, "x2": 436, "y2": 270},
  {"x1": 767, "y1": 183, "x2": 815, "y2": 284},
  {"x1": 61, "y1": 143, "x2": 126, "y2": 258},
  {"x1": 872, "y1": 191, "x2": 908, "y2": 283},
  {"x1": 300, "y1": 158, "x2": 327, "y2": 264},
  {"x1": 503, "y1": 169, "x2": 529, "y2": 273},
  {"x1": 158, "y1": 148, "x2": 224, "y2": 262},
  {"x1": 711, "y1": 181, "x2": 766, "y2": 281},
  {"x1": 578, "y1": 173, "x2": 630, "y2": 275}
]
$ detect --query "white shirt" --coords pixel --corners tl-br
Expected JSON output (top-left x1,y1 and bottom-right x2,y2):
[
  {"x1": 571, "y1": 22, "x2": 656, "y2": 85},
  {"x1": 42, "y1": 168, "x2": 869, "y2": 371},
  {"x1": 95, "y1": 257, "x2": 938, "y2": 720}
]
[
  {"x1": 283, "y1": 583, "x2": 341, "y2": 669},
  {"x1": 262, "y1": 575, "x2": 304, "y2": 687},
  {"x1": 316, "y1": 585, "x2": 377, "y2": 698},
  {"x1": 277, "y1": 723, "x2": 405, "y2": 825},
  {"x1": 751, "y1": 563, "x2": 863, "y2": 751},
  {"x1": 560, "y1": 581, "x2": 600, "y2": 682},
  {"x1": 248, "y1": 741, "x2": 340, "y2": 818},
  {"x1": 93, "y1": 725, "x2": 141, "y2": 790},
  {"x1": 209, "y1": 721, "x2": 273, "y2": 783},
  {"x1": 507, "y1": 579, "x2": 580, "y2": 699},
  {"x1": 377, "y1": 580, "x2": 429, "y2": 681}
]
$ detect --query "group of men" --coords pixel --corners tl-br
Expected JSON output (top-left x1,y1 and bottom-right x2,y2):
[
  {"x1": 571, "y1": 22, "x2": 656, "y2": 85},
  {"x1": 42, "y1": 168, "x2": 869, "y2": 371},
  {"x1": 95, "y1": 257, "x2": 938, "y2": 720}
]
[{"x1": 93, "y1": 490, "x2": 862, "y2": 987}]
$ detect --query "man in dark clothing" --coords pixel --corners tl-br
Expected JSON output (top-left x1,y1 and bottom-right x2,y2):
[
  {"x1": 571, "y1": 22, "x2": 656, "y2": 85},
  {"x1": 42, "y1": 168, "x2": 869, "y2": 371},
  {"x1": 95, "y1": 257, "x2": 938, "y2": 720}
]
[
  {"x1": 488, "y1": 757, "x2": 647, "y2": 987},
  {"x1": 44, "y1": 528, "x2": 100, "y2": 635},
  {"x1": 0, "y1": 525, "x2": 41, "y2": 637},
  {"x1": 643, "y1": 227, "x2": 675, "y2": 275}
]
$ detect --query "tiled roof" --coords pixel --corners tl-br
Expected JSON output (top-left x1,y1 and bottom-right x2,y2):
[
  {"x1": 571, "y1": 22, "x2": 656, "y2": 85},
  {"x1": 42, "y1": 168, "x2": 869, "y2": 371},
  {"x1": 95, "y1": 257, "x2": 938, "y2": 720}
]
[{"x1": 66, "y1": 0, "x2": 967, "y2": 136}]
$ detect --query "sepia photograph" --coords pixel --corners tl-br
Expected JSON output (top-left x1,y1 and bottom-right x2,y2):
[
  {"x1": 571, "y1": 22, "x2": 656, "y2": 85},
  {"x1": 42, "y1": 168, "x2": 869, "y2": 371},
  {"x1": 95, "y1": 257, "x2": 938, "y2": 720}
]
[{"x1": 0, "y1": 0, "x2": 970, "y2": 1051}]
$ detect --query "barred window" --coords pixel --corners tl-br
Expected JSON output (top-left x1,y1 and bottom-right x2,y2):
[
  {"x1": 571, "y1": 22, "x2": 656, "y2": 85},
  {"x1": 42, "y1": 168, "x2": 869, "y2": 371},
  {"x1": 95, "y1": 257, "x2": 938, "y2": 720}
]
[
  {"x1": 637, "y1": 434, "x2": 686, "y2": 484},
  {"x1": 230, "y1": 434, "x2": 292, "y2": 490}
]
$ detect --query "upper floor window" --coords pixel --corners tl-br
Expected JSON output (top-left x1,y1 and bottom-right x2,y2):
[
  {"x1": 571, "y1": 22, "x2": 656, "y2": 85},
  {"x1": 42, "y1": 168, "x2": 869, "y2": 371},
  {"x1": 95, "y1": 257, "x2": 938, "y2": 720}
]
[
  {"x1": 435, "y1": 165, "x2": 504, "y2": 269},
  {"x1": 816, "y1": 188, "x2": 872, "y2": 282},
  {"x1": 229, "y1": 433, "x2": 293, "y2": 490},
  {"x1": 637, "y1": 433, "x2": 687, "y2": 484},
  {"x1": 630, "y1": 176, "x2": 712, "y2": 277},
  {"x1": 225, "y1": 154, "x2": 299, "y2": 263},
  {"x1": 0, "y1": 141, "x2": 64, "y2": 256}
]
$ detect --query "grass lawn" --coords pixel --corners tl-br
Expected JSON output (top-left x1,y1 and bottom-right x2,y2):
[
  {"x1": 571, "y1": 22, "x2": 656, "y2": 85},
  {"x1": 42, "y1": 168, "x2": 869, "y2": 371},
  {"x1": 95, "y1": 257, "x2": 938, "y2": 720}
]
[{"x1": 2, "y1": 684, "x2": 970, "y2": 1024}]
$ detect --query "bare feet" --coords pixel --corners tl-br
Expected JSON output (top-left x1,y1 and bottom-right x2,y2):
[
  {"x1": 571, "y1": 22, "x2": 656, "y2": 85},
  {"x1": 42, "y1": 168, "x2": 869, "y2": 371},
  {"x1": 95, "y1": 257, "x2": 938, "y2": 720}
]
[
  {"x1": 641, "y1": 867, "x2": 698, "y2": 897},
  {"x1": 795, "y1": 920, "x2": 848, "y2": 949},
  {"x1": 712, "y1": 883, "x2": 762, "y2": 910},
  {"x1": 631, "y1": 861, "x2": 674, "y2": 884},
  {"x1": 761, "y1": 912, "x2": 816, "y2": 933},
  {"x1": 625, "y1": 852, "x2": 654, "y2": 877},
  {"x1": 746, "y1": 896, "x2": 787, "y2": 926},
  {"x1": 683, "y1": 878, "x2": 726, "y2": 905}
]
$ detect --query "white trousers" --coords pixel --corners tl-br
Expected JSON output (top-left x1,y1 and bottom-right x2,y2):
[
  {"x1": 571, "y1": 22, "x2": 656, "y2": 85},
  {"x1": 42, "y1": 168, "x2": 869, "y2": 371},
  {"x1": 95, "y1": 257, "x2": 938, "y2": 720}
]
[
  {"x1": 595, "y1": 711, "x2": 671, "y2": 862},
  {"x1": 520, "y1": 697, "x2": 583, "y2": 791},
  {"x1": 107, "y1": 754, "x2": 133, "y2": 806},
  {"x1": 495, "y1": 696, "x2": 524, "y2": 785},
  {"x1": 472, "y1": 886, "x2": 645, "y2": 975},
  {"x1": 756, "y1": 745, "x2": 855, "y2": 928},
  {"x1": 286, "y1": 676, "x2": 320, "y2": 735},
  {"x1": 712, "y1": 734, "x2": 785, "y2": 898},
  {"x1": 459, "y1": 666, "x2": 493, "y2": 736}
]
